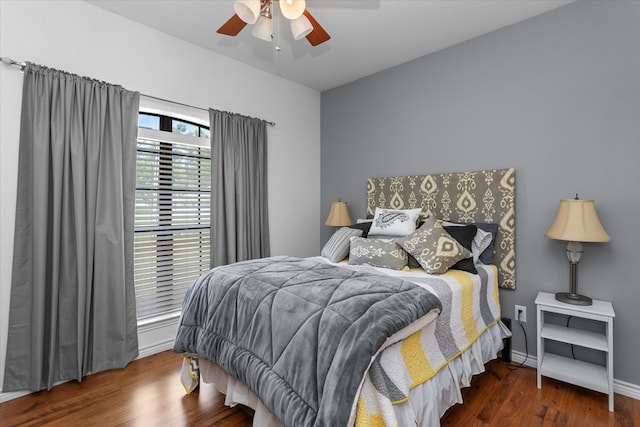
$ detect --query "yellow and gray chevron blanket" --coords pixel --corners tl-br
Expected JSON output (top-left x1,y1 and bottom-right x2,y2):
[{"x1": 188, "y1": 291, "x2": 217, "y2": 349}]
[{"x1": 355, "y1": 265, "x2": 501, "y2": 427}]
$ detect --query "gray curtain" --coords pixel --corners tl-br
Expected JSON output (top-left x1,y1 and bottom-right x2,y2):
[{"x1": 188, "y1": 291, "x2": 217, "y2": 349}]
[
  {"x1": 210, "y1": 109, "x2": 270, "y2": 267},
  {"x1": 3, "y1": 63, "x2": 140, "y2": 392}
]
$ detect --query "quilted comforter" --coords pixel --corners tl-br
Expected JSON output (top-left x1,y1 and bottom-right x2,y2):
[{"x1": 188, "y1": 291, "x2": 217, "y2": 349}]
[{"x1": 173, "y1": 256, "x2": 442, "y2": 427}]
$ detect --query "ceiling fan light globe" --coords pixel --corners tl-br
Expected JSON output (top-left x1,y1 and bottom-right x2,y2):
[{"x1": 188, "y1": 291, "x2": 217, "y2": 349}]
[
  {"x1": 234, "y1": 0, "x2": 261, "y2": 24},
  {"x1": 252, "y1": 15, "x2": 273, "y2": 42},
  {"x1": 279, "y1": 0, "x2": 305, "y2": 20},
  {"x1": 290, "y1": 15, "x2": 313, "y2": 40}
]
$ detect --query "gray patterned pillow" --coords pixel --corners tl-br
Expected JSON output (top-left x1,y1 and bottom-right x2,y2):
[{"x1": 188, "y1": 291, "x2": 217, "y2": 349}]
[
  {"x1": 396, "y1": 220, "x2": 472, "y2": 274},
  {"x1": 321, "y1": 227, "x2": 363, "y2": 262},
  {"x1": 348, "y1": 236, "x2": 408, "y2": 270}
]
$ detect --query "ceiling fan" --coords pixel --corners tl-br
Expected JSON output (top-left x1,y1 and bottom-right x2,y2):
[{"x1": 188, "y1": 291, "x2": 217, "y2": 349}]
[{"x1": 217, "y1": 0, "x2": 331, "y2": 47}]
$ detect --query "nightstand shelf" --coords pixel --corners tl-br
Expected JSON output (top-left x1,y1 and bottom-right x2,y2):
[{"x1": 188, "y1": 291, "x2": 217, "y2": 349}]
[
  {"x1": 536, "y1": 291, "x2": 615, "y2": 412},
  {"x1": 540, "y1": 323, "x2": 608, "y2": 351},
  {"x1": 539, "y1": 353, "x2": 608, "y2": 394}
]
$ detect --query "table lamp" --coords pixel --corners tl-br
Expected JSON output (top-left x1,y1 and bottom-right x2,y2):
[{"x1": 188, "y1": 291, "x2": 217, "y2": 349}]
[{"x1": 545, "y1": 196, "x2": 610, "y2": 305}]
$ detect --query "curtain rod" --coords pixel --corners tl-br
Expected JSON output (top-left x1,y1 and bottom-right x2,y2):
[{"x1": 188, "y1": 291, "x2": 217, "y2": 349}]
[
  {"x1": 142, "y1": 94, "x2": 276, "y2": 127},
  {"x1": 0, "y1": 56, "x2": 276, "y2": 127}
]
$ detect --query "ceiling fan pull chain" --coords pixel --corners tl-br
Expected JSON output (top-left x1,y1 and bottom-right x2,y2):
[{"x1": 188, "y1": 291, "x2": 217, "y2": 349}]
[{"x1": 274, "y1": 0, "x2": 282, "y2": 51}]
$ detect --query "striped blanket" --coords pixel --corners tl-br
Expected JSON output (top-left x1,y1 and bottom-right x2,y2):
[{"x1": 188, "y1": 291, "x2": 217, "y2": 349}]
[{"x1": 353, "y1": 264, "x2": 501, "y2": 427}]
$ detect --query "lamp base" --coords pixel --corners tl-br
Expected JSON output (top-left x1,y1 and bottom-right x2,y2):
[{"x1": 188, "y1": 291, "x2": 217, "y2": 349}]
[{"x1": 555, "y1": 292, "x2": 592, "y2": 306}]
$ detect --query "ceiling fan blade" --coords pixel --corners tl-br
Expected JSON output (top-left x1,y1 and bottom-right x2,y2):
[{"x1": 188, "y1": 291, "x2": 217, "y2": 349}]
[
  {"x1": 303, "y1": 9, "x2": 330, "y2": 46},
  {"x1": 217, "y1": 14, "x2": 247, "y2": 36}
]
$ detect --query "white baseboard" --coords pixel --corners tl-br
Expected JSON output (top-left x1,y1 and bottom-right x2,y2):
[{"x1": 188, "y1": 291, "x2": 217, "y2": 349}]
[
  {"x1": 0, "y1": 389, "x2": 30, "y2": 403},
  {"x1": 137, "y1": 338, "x2": 174, "y2": 359},
  {"x1": 511, "y1": 350, "x2": 640, "y2": 401},
  {"x1": 614, "y1": 379, "x2": 640, "y2": 401},
  {"x1": 136, "y1": 315, "x2": 179, "y2": 359},
  {"x1": 510, "y1": 349, "x2": 537, "y2": 368}
]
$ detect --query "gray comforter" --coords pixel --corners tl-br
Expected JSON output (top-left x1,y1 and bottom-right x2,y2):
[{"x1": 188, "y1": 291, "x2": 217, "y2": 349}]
[{"x1": 173, "y1": 256, "x2": 442, "y2": 427}]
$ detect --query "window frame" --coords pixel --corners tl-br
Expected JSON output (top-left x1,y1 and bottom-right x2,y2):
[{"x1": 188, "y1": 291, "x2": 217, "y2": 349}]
[{"x1": 134, "y1": 101, "x2": 211, "y2": 324}]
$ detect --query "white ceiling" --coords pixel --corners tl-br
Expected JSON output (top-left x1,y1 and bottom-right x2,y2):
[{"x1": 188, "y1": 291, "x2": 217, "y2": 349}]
[{"x1": 85, "y1": 0, "x2": 574, "y2": 92}]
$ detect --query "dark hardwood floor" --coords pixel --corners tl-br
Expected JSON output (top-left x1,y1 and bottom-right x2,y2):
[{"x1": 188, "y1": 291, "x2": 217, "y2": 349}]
[
  {"x1": 441, "y1": 361, "x2": 639, "y2": 427},
  {"x1": 1, "y1": 350, "x2": 637, "y2": 426}
]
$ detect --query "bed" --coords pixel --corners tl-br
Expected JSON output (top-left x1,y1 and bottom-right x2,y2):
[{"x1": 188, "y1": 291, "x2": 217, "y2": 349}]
[{"x1": 173, "y1": 167, "x2": 516, "y2": 427}]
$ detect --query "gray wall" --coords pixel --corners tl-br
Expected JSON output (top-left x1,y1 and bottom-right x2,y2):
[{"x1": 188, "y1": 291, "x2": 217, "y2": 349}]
[{"x1": 321, "y1": 0, "x2": 639, "y2": 387}]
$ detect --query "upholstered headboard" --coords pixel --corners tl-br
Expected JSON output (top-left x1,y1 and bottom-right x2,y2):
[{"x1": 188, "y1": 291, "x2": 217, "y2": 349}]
[{"x1": 367, "y1": 168, "x2": 516, "y2": 289}]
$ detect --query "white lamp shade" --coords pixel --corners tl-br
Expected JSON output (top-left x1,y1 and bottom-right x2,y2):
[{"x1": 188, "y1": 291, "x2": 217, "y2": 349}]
[
  {"x1": 279, "y1": 0, "x2": 306, "y2": 20},
  {"x1": 545, "y1": 199, "x2": 610, "y2": 242},
  {"x1": 234, "y1": 0, "x2": 261, "y2": 24},
  {"x1": 252, "y1": 15, "x2": 273, "y2": 42},
  {"x1": 290, "y1": 15, "x2": 313, "y2": 40}
]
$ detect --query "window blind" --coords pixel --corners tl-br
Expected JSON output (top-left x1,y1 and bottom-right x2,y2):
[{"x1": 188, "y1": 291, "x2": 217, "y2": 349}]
[{"x1": 134, "y1": 137, "x2": 211, "y2": 320}]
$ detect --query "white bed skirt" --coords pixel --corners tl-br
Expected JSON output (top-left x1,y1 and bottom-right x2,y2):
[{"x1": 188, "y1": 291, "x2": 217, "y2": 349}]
[{"x1": 198, "y1": 320, "x2": 510, "y2": 427}]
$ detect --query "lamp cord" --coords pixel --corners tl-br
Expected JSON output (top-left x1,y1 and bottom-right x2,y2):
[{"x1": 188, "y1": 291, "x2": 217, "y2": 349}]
[
  {"x1": 506, "y1": 312, "x2": 531, "y2": 370},
  {"x1": 506, "y1": 315, "x2": 576, "y2": 371},
  {"x1": 505, "y1": 315, "x2": 578, "y2": 371},
  {"x1": 567, "y1": 316, "x2": 576, "y2": 359}
]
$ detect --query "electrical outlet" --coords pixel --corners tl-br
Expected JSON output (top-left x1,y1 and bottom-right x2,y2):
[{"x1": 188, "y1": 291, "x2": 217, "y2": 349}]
[{"x1": 515, "y1": 305, "x2": 527, "y2": 323}]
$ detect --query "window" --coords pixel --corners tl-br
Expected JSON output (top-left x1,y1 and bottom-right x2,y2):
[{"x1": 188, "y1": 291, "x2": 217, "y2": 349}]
[{"x1": 134, "y1": 113, "x2": 211, "y2": 320}]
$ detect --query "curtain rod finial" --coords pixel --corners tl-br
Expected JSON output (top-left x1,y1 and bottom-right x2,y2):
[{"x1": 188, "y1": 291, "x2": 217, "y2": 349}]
[{"x1": 1, "y1": 56, "x2": 26, "y2": 71}]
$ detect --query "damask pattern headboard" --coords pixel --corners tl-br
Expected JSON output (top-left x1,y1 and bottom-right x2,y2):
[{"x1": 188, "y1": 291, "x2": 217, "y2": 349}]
[{"x1": 367, "y1": 168, "x2": 516, "y2": 289}]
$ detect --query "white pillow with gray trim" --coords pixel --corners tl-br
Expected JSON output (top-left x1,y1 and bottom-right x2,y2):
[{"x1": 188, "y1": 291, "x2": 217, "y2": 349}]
[{"x1": 368, "y1": 207, "x2": 422, "y2": 237}]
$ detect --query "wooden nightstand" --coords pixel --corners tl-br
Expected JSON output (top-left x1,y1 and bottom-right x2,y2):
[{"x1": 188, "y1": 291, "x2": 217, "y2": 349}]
[{"x1": 535, "y1": 291, "x2": 615, "y2": 411}]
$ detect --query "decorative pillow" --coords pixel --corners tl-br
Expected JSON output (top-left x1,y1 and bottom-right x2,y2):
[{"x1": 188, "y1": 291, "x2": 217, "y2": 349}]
[
  {"x1": 348, "y1": 221, "x2": 372, "y2": 238},
  {"x1": 398, "y1": 216, "x2": 431, "y2": 270},
  {"x1": 180, "y1": 354, "x2": 200, "y2": 394},
  {"x1": 473, "y1": 228, "x2": 492, "y2": 260},
  {"x1": 475, "y1": 223, "x2": 498, "y2": 264},
  {"x1": 396, "y1": 220, "x2": 472, "y2": 274},
  {"x1": 348, "y1": 237, "x2": 408, "y2": 270},
  {"x1": 321, "y1": 227, "x2": 363, "y2": 262},
  {"x1": 359, "y1": 235, "x2": 422, "y2": 269},
  {"x1": 444, "y1": 220, "x2": 497, "y2": 264},
  {"x1": 442, "y1": 224, "x2": 477, "y2": 274},
  {"x1": 407, "y1": 253, "x2": 422, "y2": 269},
  {"x1": 368, "y1": 207, "x2": 423, "y2": 237},
  {"x1": 362, "y1": 234, "x2": 397, "y2": 240}
]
